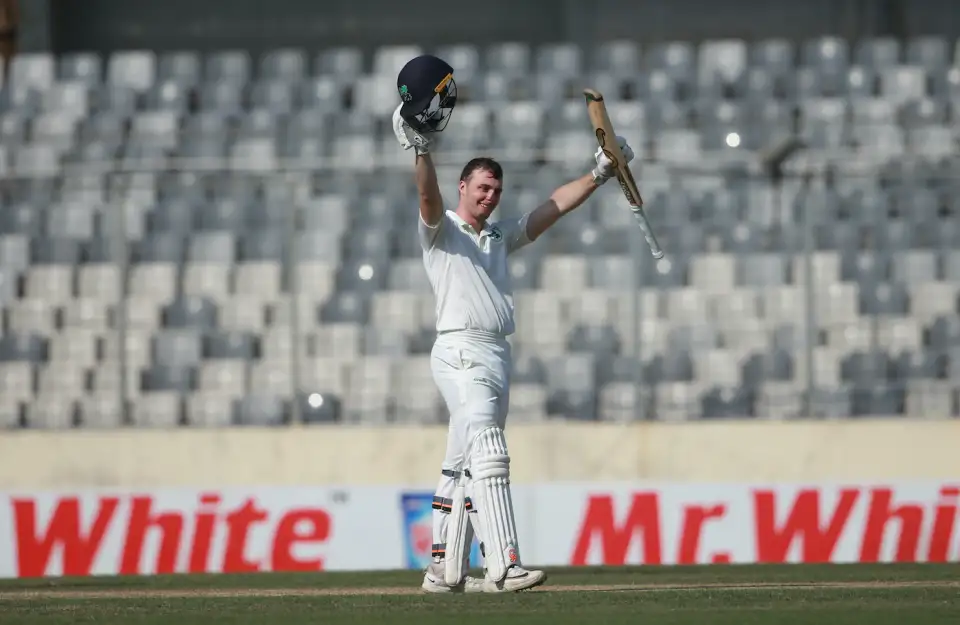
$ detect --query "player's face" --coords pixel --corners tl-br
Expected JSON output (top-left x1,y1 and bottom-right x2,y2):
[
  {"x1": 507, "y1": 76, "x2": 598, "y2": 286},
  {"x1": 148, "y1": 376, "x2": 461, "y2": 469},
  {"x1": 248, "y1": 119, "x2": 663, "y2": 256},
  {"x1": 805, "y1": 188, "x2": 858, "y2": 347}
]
[{"x1": 460, "y1": 169, "x2": 502, "y2": 220}]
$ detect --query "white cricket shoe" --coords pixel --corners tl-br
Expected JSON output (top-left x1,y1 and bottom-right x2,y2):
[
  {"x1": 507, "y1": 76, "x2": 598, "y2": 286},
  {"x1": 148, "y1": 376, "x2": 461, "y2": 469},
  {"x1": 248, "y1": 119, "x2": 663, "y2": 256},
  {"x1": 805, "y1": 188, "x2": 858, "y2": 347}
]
[
  {"x1": 482, "y1": 565, "x2": 547, "y2": 593},
  {"x1": 421, "y1": 562, "x2": 484, "y2": 594}
]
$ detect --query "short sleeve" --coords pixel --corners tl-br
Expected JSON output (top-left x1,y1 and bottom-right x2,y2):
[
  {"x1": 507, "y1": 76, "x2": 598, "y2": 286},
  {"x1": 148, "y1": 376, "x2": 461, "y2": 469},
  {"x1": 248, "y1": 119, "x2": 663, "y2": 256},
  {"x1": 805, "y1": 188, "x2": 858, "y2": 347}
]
[
  {"x1": 498, "y1": 212, "x2": 533, "y2": 254},
  {"x1": 418, "y1": 211, "x2": 445, "y2": 251}
]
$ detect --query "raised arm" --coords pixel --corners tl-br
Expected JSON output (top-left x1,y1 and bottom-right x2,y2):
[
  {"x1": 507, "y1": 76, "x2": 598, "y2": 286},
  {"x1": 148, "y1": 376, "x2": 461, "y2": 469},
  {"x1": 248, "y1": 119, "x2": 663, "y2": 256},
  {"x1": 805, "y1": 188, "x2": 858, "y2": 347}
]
[
  {"x1": 416, "y1": 152, "x2": 444, "y2": 227},
  {"x1": 525, "y1": 173, "x2": 600, "y2": 242},
  {"x1": 394, "y1": 104, "x2": 444, "y2": 227},
  {"x1": 525, "y1": 135, "x2": 636, "y2": 242}
]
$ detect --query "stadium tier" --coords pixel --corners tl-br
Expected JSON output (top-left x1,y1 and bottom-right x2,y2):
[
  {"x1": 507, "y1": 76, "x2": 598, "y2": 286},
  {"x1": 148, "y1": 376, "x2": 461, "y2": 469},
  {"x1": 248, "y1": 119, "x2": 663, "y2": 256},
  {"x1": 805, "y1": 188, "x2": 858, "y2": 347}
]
[{"x1": 1, "y1": 38, "x2": 959, "y2": 427}]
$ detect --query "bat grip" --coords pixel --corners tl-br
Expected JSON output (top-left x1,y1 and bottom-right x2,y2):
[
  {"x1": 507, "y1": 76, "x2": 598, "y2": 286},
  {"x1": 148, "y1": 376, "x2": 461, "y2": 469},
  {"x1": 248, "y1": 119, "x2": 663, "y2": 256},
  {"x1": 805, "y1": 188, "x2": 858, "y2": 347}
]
[{"x1": 628, "y1": 206, "x2": 664, "y2": 259}]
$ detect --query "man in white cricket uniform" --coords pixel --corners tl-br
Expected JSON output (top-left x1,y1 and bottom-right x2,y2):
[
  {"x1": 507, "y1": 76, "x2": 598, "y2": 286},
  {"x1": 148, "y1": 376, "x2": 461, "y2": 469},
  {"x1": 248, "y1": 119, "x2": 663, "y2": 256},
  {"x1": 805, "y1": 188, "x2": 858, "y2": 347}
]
[{"x1": 391, "y1": 54, "x2": 635, "y2": 594}]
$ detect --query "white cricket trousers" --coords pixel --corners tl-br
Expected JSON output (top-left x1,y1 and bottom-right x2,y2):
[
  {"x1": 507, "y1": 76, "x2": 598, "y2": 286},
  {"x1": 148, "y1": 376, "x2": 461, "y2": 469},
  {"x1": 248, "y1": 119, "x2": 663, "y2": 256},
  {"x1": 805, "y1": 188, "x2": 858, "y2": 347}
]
[{"x1": 429, "y1": 329, "x2": 512, "y2": 565}]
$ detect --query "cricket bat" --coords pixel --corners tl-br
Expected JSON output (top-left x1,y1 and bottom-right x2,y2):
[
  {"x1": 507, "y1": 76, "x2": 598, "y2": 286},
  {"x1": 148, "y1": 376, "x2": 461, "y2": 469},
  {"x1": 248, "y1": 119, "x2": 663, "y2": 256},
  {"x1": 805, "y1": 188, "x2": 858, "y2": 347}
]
[{"x1": 583, "y1": 88, "x2": 664, "y2": 259}]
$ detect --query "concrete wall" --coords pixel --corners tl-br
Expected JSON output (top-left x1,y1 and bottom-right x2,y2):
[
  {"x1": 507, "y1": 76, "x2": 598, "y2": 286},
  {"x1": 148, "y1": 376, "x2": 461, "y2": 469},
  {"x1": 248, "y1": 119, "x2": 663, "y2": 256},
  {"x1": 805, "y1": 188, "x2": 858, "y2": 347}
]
[{"x1": 1, "y1": 420, "x2": 956, "y2": 489}]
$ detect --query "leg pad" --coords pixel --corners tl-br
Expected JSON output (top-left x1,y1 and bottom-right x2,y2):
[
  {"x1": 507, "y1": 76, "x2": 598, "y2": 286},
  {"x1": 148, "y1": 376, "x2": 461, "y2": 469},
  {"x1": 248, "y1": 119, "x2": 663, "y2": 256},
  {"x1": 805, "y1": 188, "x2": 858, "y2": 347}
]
[{"x1": 469, "y1": 426, "x2": 521, "y2": 582}]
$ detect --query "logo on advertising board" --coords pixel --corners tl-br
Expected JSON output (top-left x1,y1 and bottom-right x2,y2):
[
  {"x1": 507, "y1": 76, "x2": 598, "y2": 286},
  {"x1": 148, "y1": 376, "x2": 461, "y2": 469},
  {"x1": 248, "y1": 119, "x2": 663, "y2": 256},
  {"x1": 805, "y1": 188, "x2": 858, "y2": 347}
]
[{"x1": 400, "y1": 493, "x2": 482, "y2": 570}]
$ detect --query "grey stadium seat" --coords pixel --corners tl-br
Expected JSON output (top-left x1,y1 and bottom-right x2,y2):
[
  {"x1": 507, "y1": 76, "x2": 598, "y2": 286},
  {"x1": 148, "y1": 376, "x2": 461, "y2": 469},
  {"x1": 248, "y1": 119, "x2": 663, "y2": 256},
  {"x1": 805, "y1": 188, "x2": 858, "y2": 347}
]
[
  {"x1": 928, "y1": 316, "x2": 960, "y2": 347},
  {"x1": 892, "y1": 350, "x2": 943, "y2": 380},
  {"x1": 183, "y1": 111, "x2": 231, "y2": 137},
  {"x1": 45, "y1": 203, "x2": 96, "y2": 240},
  {"x1": 361, "y1": 328, "x2": 409, "y2": 358},
  {"x1": 737, "y1": 253, "x2": 789, "y2": 286},
  {"x1": 239, "y1": 229, "x2": 285, "y2": 262},
  {"x1": 808, "y1": 387, "x2": 853, "y2": 418},
  {"x1": 840, "y1": 351, "x2": 892, "y2": 386},
  {"x1": 147, "y1": 199, "x2": 195, "y2": 235},
  {"x1": 297, "y1": 79, "x2": 343, "y2": 113},
  {"x1": 237, "y1": 109, "x2": 281, "y2": 138},
  {"x1": 542, "y1": 351, "x2": 593, "y2": 385},
  {"x1": 859, "y1": 282, "x2": 910, "y2": 316},
  {"x1": 142, "y1": 364, "x2": 196, "y2": 393},
  {"x1": 320, "y1": 291, "x2": 370, "y2": 324},
  {"x1": 598, "y1": 356, "x2": 643, "y2": 386},
  {"x1": 701, "y1": 386, "x2": 755, "y2": 418},
  {"x1": 510, "y1": 352, "x2": 547, "y2": 385},
  {"x1": 749, "y1": 39, "x2": 795, "y2": 76},
  {"x1": 0, "y1": 235, "x2": 30, "y2": 270},
  {"x1": 0, "y1": 270, "x2": 19, "y2": 304},
  {"x1": 906, "y1": 36, "x2": 948, "y2": 70},
  {"x1": 0, "y1": 113, "x2": 29, "y2": 146},
  {"x1": 153, "y1": 329, "x2": 203, "y2": 368},
  {"x1": 294, "y1": 231, "x2": 342, "y2": 263},
  {"x1": 234, "y1": 394, "x2": 287, "y2": 426},
  {"x1": 434, "y1": 44, "x2": 480, "y2": 81},
  {"x1": 0, "y1": 335, "x2": 47, "y2": 362},
  {"x1": 133, "y1": 233, "x2": 184, "y2": 263},
  {"x1": 802, "y1": 37, "x2": 849, "y2": 73},
  {"x1": 59, "y1": 53, "x2": 103, "y2": 85},
  {"x1": 742, "y1": 349, "x2": 794, "y2": 387},
  {"x1": 188, "y1": 231, "x2": 236, "y2": 263},
  {"x1": 485, "y1": 43, "x2": 530, "y2": 76},
  {"x1": 647, "y1": 351, "x2": 695, "y2": 384},
  {"x1": 259, "y1": 49, "x2": 307, "y2": 82},
  {"x1": 316, "y1": 47, "x2": 363, "y2": 76},
  {"x1": 337, "y1": 258, "x2": 388, "y2": 293},
  {"x1": 199, "y1": 82, "x2": 244, "y2": 116},
  {"x1": 205, "y1": 51, "x2": 251, "y2": 85},
  {"x1": 162, "y1": 296, "x2": 218, "y2": 330},
  {"x1": 851, "y1": 385, "x2": 904, "y2": 417},
  {"x1": 157, "y1": 52, "x2": 201, "y2": 86},
  {"x1": 107, "y1": 51, "x2": 156, "y2": 92},
  {"x1": 10, "y1": 53, "x2": 55, "y2": 91},
  {"x1": 195, "y1": 199, "x2": 245, "y2": 232},
  {"x1": 145, "y1": 81, "x2": 190, "y2": 112},
  {"x1": 131, "y1": 393, "x2": 183, "y2": 428},
  {"x1": 592, "y1": 40, "x2": 641, "y2": 76},
  {"x1": 186, "y1": 394, "x2": 234, "y2": 427},
  {"x1": 853, "y1": 38, "x2": 900, "y2": 68},
  {"x1": 547, "y1": 388, "x2": 597, "y2": 421},
  {"x1": 203, "y1": 331, "x2": 258, "y2": 360},
  {"x1": 344, "y1": 230, "x2": 391, "y2": 262},
  {"x1": 567, "y1": 324, "x2": 621, "y2": 357},
  {"x1": 80, "y1": 396, "x2": 126, "y2": 429},
  {"x1": 31, "y1": 238, "x2": 81, "y2": 266},
  {"x1": 891, "y1": 250, "x2": 937, "y2": 283},
  {"x1": 244, "y1": 202, "x2": 285, "y2": 231},
  {"x1": 298, "y1": 392, "x2": 341, "y2": 424}
]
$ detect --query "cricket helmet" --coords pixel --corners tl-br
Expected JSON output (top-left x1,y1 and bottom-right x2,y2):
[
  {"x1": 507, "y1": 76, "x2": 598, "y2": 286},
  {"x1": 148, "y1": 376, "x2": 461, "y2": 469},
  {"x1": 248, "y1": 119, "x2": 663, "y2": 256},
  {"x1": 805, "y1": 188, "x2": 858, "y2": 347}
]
[{"x1": 397, "y1": 54, "x2": 457, "y2": 134}]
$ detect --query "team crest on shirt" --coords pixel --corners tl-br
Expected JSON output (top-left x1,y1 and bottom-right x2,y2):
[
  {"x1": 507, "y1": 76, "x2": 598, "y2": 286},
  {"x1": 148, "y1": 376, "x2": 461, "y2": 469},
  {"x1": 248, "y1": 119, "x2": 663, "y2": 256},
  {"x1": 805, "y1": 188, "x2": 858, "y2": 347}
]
[{"x1": 487, "y1": 226, "x2": 502, "y2": 241}]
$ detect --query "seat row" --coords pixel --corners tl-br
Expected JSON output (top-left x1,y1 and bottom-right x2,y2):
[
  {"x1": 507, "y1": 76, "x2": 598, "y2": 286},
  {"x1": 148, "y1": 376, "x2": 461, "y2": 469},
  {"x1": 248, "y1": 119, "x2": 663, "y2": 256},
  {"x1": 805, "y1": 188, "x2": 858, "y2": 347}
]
[
  {"x1": 2, "y1": 379, "x2": 957, "y2": 430},
  {"x1": 6, "y1": 37, "x2": 960, "y2": 92}
]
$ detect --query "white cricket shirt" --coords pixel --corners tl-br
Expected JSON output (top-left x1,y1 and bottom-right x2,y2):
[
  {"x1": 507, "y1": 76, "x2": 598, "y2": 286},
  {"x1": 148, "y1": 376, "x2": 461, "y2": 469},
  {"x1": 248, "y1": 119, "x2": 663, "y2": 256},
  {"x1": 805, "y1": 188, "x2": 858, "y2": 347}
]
[{"x1": 419, "y1": 209, "x2": 532, "y2": 336}]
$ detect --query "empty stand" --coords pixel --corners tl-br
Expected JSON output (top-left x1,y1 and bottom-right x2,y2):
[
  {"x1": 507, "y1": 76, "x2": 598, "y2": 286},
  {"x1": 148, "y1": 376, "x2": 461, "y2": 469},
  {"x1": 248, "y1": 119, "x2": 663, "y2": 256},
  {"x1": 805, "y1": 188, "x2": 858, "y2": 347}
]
[{"x1": 1, "y1": 38, "x2": 959, "y2": 429}]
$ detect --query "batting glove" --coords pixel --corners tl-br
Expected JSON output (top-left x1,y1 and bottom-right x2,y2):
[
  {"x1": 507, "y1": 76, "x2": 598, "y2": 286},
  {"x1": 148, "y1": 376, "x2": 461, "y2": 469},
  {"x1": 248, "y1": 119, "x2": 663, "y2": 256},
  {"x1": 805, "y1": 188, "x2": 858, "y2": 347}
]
[
  {"x1": 392, "y1": 104, "x2": 431, "y2": 155},
  {"x1": 591, "y1": 135, "x2": 634, "y2": 184}
]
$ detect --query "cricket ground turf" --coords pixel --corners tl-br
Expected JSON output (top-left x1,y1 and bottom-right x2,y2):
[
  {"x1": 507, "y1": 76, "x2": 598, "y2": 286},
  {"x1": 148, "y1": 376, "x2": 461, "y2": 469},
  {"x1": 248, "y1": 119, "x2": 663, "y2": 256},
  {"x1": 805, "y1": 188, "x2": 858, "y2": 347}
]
[{"x1": 0, "y1": 563, "x2": 957, "y2": 624}]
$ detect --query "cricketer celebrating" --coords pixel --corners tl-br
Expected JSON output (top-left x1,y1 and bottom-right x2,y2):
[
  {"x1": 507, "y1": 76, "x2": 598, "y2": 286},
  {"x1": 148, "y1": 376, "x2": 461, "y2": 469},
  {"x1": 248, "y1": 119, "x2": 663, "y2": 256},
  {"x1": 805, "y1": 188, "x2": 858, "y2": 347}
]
[{"x1": 392, "y1": 55, "x2": 635, "y2": 594}]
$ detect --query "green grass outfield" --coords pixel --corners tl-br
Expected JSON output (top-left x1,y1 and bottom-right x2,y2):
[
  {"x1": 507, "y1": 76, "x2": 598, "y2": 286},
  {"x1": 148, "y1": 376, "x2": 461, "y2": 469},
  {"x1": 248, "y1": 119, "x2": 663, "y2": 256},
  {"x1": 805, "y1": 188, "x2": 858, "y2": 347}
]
[{"x1": 0, "y1": 563, "x2": 958, "y2": 624}]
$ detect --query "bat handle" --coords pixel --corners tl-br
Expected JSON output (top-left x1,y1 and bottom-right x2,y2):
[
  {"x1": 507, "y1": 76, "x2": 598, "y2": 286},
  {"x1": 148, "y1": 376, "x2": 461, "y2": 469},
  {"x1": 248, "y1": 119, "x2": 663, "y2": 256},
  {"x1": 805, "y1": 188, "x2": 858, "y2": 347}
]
[{"x1": 628, "y1": 205, "x2": 664, "y2": 259}]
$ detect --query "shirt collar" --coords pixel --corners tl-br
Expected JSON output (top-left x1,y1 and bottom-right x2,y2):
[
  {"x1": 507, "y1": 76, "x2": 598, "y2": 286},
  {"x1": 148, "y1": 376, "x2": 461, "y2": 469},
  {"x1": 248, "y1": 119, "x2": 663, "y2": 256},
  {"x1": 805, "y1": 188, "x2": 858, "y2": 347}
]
[{"x1": 450, "y1": 210, "x2": 491, "y2": 237}]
